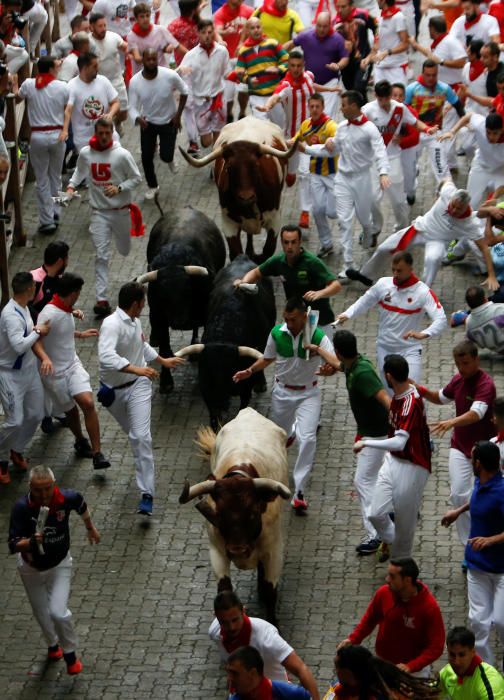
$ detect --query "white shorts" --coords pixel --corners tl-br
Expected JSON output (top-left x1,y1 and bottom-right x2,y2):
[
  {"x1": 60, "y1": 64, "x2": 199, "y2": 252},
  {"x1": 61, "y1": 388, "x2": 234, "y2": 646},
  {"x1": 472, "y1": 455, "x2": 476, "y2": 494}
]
[
  {"x1": 194, "y1": 97, "x2": 226, "y2": 136},
  {"x1": 42, "y1": 361, "x2": 91, "y2": 414}
]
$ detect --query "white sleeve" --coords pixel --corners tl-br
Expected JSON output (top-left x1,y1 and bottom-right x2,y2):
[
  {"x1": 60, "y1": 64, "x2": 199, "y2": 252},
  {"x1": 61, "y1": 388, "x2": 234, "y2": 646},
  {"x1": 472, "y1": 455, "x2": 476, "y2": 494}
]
[
  {"x1": 422, "y1": 289, "x2": 447, "y2": 338},
  {"x1": 362, "y1": 430, "x2": 409, "y2": 451},
  {"x1": 402, "y1": 105, "x2": 417, "y2": 126},
  {"x1": 98, "y1": 321, "x2": 131, "y2": 372},
  {"x1": 470, "y1": 401, "x2": 488, "y2": 419},
  {"x1": 369, "y1": 123, "x2": 389, "y2": 175},
  {"x1": 439, "y1": 389, "x2": 453, "y2": 404},
  {"x1": 68, "y1": 150, "x2": 89, "y2": 190},
  {"x1": 119, "y1": 150, "x2": 142, "y2": 190},
  {"x1": 344, "y1": 282, "x2": 383, "y2": 319},
  {"x1": 3, "y1": 309, "x2": 38, "y2": 354},
  {"x1": 304, "y1": 143, "x2": 333, "y2": 158},
  {"x1": 128, "y1": 81, "x2": 141, "y2": 124},
  {"x1": 258, "y1": 623, "x2": 293, "y2": 664},
  {"x1": 394, "y1": 12, "x2": 407, "y2": 33},
  {"x1": 319, "y1": 334, "x2": 334, "y2": 352},
  {"x1": 263, "y1": 332, "x2": 277, "y2": 360},
  {"x1": 173, "y1": 71, "x2": 189, "y2": 95},
  {"x1": 143, "y1": 342, "x2": 158, "y2": 362}
]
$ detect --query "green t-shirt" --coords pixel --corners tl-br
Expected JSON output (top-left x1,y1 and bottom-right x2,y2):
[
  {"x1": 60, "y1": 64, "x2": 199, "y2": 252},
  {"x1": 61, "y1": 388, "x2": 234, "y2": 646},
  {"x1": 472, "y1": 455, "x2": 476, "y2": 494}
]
[
  {"x1": 439, "y1": 661, "x2": 504, "y2": 699},
  {"x1": 345, "y1": 355, "x2": 390, "y2": 438},
  {"x1": 259, "y1": 249, "x2": 336, "y2": 325}
]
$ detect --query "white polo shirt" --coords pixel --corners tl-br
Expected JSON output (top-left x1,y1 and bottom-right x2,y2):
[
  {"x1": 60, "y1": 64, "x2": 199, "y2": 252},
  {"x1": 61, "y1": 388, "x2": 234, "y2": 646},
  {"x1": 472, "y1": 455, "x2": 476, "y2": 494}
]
[
  {"x1": 376, "y1": 11, "x2": 408, "y2": 67},
  {"x1": 179, "y1": 43, "x2": 229, "y2": 101},
  {"x1": 128, "y1": 67, "x2": 188, "y2": 125}
]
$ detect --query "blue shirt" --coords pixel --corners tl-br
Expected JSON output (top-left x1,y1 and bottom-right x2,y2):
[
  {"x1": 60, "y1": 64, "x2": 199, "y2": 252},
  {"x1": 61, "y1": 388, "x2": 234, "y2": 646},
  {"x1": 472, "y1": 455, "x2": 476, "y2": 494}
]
[
  {"x1": 491, "y1": 241, "x2": 504, "y2": 283},
  {"x1": 230, "y1": 681, "x2": 311, "y2": 699},
  {"x1": 465, "y1": 472, "x2": 504, "y2": 574},
  {"x1": 405, "y1": 80, "x2": 458, "y2": 127}
]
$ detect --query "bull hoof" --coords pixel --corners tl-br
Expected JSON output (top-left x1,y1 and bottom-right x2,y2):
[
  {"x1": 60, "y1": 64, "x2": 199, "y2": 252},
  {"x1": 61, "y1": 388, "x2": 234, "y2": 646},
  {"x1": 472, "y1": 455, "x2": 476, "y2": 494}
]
[
  {"x1": 253, "y1": 381, "x2": 267, "y2": 394},
  {"x1": 159, "y1": 381, "x2": 174, "y2": 395}
]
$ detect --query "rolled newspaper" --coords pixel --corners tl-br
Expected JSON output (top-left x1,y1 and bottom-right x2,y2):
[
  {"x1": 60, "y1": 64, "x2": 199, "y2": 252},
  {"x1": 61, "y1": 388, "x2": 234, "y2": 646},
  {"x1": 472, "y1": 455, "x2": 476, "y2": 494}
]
[
  {"x1": 237, "y1": 283, "x2": 259, "y2": 295},
  {"x1": 35, "y1": 506, "x2": 49, "y2": 555},
  {"x1": 303, "y1": 306, "x2": 320, "y2": 360}
]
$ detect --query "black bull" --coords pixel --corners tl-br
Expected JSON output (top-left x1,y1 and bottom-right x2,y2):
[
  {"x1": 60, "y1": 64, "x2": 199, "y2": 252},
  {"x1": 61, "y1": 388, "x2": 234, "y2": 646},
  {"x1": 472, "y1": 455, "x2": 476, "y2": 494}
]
[{"x1": 143, "y1": 207, "x2": 226, "y2": 393}]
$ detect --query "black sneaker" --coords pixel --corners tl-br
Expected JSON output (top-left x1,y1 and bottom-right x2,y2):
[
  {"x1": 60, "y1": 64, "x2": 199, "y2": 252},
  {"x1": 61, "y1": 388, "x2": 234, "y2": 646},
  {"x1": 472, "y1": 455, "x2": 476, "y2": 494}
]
[
  {"x1": 407, "y1": 194, "x2": 416, "y2": 206},
  {"x1": 355, "y1": 538, "x2": 381, "y2": 555},
  {"x1": 345, "y1": 268, "x2": 373, "y2": 287},
  {"x1": 41, "y1": 416, "x2": 55, "y2": 434},
  {"x1": 38, "y1": 223, "x2": 57, "y2": 235},
  {"x1": 93, "y1": 451, "x2": 111, "y2": 470},
  {"x1": 187, "y1": 141, "x2": 199, "y2": 155},
  {"x1": 93, "y1": 301, "x2": 112, "y2": 318},
  {"x1": 74, "y1": 438, "x2": 93, "y2": 458}
]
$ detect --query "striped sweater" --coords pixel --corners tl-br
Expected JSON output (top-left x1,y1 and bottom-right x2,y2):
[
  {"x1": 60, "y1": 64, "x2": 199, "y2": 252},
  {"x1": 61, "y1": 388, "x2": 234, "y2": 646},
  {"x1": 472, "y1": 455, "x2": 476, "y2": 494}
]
[{"x1": 236, "y1": 38, "x2": 288, "y2": 96}]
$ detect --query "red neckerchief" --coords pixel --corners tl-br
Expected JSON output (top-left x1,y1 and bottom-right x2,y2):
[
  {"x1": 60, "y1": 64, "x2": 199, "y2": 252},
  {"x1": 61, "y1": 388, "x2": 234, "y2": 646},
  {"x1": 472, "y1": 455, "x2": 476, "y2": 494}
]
[
  {"x1": 381, "y1": 5, "x2": 400, "y2": 18},
  {"x1": 394, "y1": 273, "x2": 419, "y2": 288},
  {"x1": 28, "y1": 485, "x2": 65, "y2": 514},
  {"x1": 497, "y1": 430, "x2": 504, "y2": 443},
  {"x1": 456, "y1": 654, "x2": 483, "y2": 684},
  {"x1": 220, "y1": 613, "x2": 252, "y2": 653},
  {"x1": 310, "y1": 113, "x2": 330, "y2": 126},
  {"x1": 283, "y1": 71, "x2": 310, "y2": 89},
  {"x1": 35, "y1": 73, "x2": 56, "y2": 89},
  {"x1": 334, "y1": 6, "x2": 359, "y2": 23},
  {"x1": 241, "y1": 677, "x2": 273, "y2": 700},
  {"x1": 469, "y1": 59, "x2": 485, "y2": 81},
  {"x1": 417, "y1": 74, "x2": 437, "y2": 92},
  {"x1": 243, "y1": 34, "x2": 267, "y2": 47},
  {"x1": 431, "y1": 32, "x2": 448, "y2": 49},
  {"x1": 464, "y1": 12, "x2": 481, "y2": 29},
  {"x1": 131, "y1": 21, "x2": 152, "y2": 37},
  {"x1": 70, "y1": 49, "x2": 80, "y2": 56},
  {"x1": 260, "y1": 0, "x2": 287, "y2": 17},
  {"x1": 348, "y1": 114, "x2": 368, "y2": 125},
  {"x1": 49, "y1": 293, "x2": 73, "y2": 313},
  {"x1": 89, "y1": 135, "x2": 113, "y2": 151},
  {"x1": 200, "y1": 40, "x2": 215, "y2": 56},
  {"x1": 447, "y1": 202, "x2": 472, "y2": 218}
]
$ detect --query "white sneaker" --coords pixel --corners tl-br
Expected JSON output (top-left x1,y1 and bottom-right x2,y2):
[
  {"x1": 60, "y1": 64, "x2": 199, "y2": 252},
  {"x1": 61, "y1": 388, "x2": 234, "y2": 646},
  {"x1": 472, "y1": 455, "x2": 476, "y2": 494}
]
[
  {"x1": 338, "y1": 268, "x2": 351, "y2": 281},
  {"x1": 145, "y1": 187, "x2": 159, "y2": 200},
  {"x1": 168, "y1": 161, "x2": 178, "y2": 174}
]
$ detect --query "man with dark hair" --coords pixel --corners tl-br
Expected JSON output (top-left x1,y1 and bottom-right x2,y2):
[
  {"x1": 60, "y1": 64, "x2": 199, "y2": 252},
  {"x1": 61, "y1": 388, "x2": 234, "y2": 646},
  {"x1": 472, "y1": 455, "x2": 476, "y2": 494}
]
[
  {"x1": 29, "y1": 240, "x2": 70, "y2": 321},
  {"x1": 52, "y1": 15, "x2": 95, "y2": 59},
  {"x1": 417, "y1": 341, "x2": 496, "y2": 547},
  {"x1": 364, "y1": 0, "x2": 409, "y2": 82},
  {"x1": 233, "y1": 296, "x2": 333, "y2": 513},
  {"x1": 227, "y1": 646, "x2": 311, "y2": 698},
  {"x1": 233, "y1": 224, "x2": 341, "y2": 336},
  {"x1": 37, "y1": 273, "x2": 110, "y2": 470},
  {"x1": 0, "y1": 273, "x2": 52, "y2": 485},
  {"x1": 98, "y1": 282, "x2": 185, "y2": 516},
  {"x1": 209, "y1": 591, "x2": 320, "y2": 698},
  {"x1": 307, "y1": 330, "x2": 390, "y2": 554},
  {"x1": 463, "y1": 286, "x2": 504, "y2": 354},
  {"x1": 440, "y1": 625, "x2": 504, "y2": 697},
  {"x1": 337, "y1": 558, "x2": 445, "y2": 676},
  {"x1": 128, "y1": 3, "x2": 181, "y2": 75},
  {"x1": 450, "y1": 0, "x2": 500, "y2": 47},
  {"x1": 442, "y1": 441, "x2": 504, "y2": 665}
]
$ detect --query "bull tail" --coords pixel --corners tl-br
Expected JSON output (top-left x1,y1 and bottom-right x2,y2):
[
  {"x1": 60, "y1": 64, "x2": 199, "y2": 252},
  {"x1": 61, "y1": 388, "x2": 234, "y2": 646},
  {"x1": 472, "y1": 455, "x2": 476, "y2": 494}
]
[
  {"x1": 195, "y1": 426, "x2": 217, "y2": 461},
  {"x1": 153, "y1": 192, "x2": 164, "y2": 218}
]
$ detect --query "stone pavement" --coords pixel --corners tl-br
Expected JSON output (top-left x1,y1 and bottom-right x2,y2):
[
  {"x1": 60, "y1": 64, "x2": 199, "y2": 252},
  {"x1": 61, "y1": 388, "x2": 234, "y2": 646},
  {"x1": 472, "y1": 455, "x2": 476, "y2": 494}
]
[{"x1": 0, "y1": 102, "x2": 503, "y2": 699}]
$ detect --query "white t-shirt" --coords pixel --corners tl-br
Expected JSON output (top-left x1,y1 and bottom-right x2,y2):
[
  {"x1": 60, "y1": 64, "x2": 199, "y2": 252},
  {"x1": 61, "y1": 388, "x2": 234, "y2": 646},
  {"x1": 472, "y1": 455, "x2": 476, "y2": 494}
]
[
  {"x1": 414, "y1": 181, "x2": 483, "y2": 242},
  {"x1": 450, "y1": 12, "x2": 500, "y2": 46},
  {"x1": 92, "y1": 0, "x2": 135, "y2": 37},
  {"x1": 432, "y1": 34, "x2": 467, "y2": 86},
  {"x1": 179, "y1": 43, "x2": 229, "y2": 101},
  {"x1": 363, "y1": 98, "x2": 417, "y2": 159},
  {"x1": 127, "y1": 24, "x2": 178, "y2": 73},
  {"x1": 470, "y1": 112, "x2": 504, "y2": 171},
  {"x1": 128, "y1": 67, "x2": 188, "y2": 124},
  {"x1": 93, "y1": 31, "x2": 126, "y2": 91},
  {"x1": 58, "y1": 53, "x2": 79, "y2": 83},
  {"x1": 208, "y1": 617, "x2": 293, "y2": 682},
  {"x1": 18, "y1": 78, "x2": 69, "y2": 128},
  {"x1": 67, "y1": 74, "x2": 119, "y2": 150},
  {"x1": 462, "y1": 61, "x2": 488, "y2": 115},
  {"x1": 37, "y1": 304, "x2": 78, "y2": 374},
  {"x1": 377, "y1": 11, "x2": 408, "y2": 67}
]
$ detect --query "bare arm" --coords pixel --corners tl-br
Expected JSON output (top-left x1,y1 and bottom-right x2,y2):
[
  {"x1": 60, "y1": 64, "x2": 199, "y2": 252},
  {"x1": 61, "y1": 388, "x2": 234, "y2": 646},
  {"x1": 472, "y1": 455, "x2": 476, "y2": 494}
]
[
  {"x1": 474, "y1": 237, "x2": 499, "y2": 291},
  {"x1": 233, "y1": 356, "x2": 273, "y2": 383},
  {"x1": 282, "y1": 652, "x2": 320, "y2": 700},
  {"x1": 375, "y1": 388, "x2": 391, "y2": 410},
  {"x1": 234, "y1": 267, "x2": 262, "y2": 286},
  {"x1": 304, "y1": 279, "x2": 342, "y2": 303}
]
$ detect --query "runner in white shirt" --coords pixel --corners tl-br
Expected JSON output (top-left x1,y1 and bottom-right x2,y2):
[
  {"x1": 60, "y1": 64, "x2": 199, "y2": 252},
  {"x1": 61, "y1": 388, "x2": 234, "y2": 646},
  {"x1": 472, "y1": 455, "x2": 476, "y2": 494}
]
[
  {"x1": 52, "y1": 15, "x2": 97, "y2": 59},
  {"x1": 92, "y1": 0, "x2": 135, "y2": 40},
  {"x1": 338, "y1": 251, "x2": 447, "y2": 385},
  {"x1": 66, "y1": 119, "x2": 142, "y2": 317},
  {"x1": 37, "y1": 273, "x2": 110, "y2": 470},
  {"x1": 98, "y1": 281, "x2": 185, "y2": 516},
  {"x1": 363, "y1": 0, "x2": 408, "y2": 85},
  {"x1": 179, "y1": 19, "x2": 229, "y2": 151},
  {"x1": 14, "y1": 57, "x2": 68, "y2": 236},
  {"x1": 346, "y1": 181, "x2": 499, "y2": 289},
  {"x1": 302, "y1": 90, "x2": 391, "y2": 279},
  {"x1": 90, "y1": 14, "x2": 128, "y2": 128},
  {"x1": 129, "y1": 49, "x2": 188, "y2": 198},
  {"x1": 490, "y1": 397, "x2": 504, "y2": 469},
  {"x1": 63, "y1": 53, "x2": 120, "y2": 152},
  {"x1": 127, "y1": 3, "x2": 180, "y2": 74},
  {"x1": 450, "y1": 0, "x2": 500, "y2": 47},
  {"x1": 57, "y1": 33, "x2": 90, "y2": 83}
]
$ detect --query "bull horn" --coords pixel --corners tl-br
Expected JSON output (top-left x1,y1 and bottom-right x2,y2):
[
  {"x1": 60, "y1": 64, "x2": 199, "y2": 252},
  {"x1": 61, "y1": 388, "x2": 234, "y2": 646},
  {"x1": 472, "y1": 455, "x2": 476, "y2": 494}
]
[
  {"x1": 238, "y1": 347, "x2": 263, "y2": 360},
  {"x1": 183, "y1": 265, "x2": 209, "y2": 276},
  {"x1": 178, "y1": 145, "x2": 223, "y2": 168},
  {"x1": 195, "y1": 499, "x2": 219, "y2": 526},
  {"x1": 179, "y1": 478, "x2": 216, "y2": 503},
  {"x1": 175, "y1": 344, "x2": 205, "y2": 358},
  {"x1": 253, "y1": 478, "x2": 291, "y2": 500},
  {"x1": 135, "y1": 269, "x2": 158, "y2": 284},
  {"x1": 259, "y1": 138, "x2": 298, "y2": 160}
]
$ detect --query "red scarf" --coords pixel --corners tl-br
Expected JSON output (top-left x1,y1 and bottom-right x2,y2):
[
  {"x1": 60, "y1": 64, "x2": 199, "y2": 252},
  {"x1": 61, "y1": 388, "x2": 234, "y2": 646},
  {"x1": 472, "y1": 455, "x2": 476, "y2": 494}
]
[
  {"x1": 334, "y1": 6, "x2": 359, "y2": 23},
  {"x1": 431, "y1": 32, "x2": 447, "y2": 49},
  {"x1": 260, "y1": 0, "x2": 287, "y2": 17},
  {"x1": 89, "y1": 134, "x2": 113, "y2": 151},
  {"x1": 311, "y1": 113, "x2": 330, "y2": 127},
  {"x1": 394, "y1": 273, "x2": 419, "y2": 288},
  {"x1": 129, "y1": 203, "x2": 145, "y2": 237},
  {"x1": 348, "y1": 114, "x2": 368, "y2": 125},
  {"x1": 200, "y1": 40, "x2": 215, "y2": 56},
  {"x1": 240, "y1": 677, "x2": 273, "y2": 700},
  {"x1": 49, "y1": 293, "x2": 73, "y2": 313},
  {"x1": 447, "y1": 202, "x2": 472, "y2": 218},
  {"x1": 29, "y1": 485, "x2": 66, "y2": 514},
  {"x1": 464, "y1": 12, "x2": 481, "y2": 29},
  {"x1": 381, "y1": 5, "x2": 400, "y2": 18},
  {"x1": 131, "y1": 21, "x2": 152, "y2": 37},
  {"x1": 221, "y1": 614, "x2": 252, "y2": 653},
  {"x1": 243, "y1": 34, "x2": 267, "y2": 47},
  {"x1": 456, "y1": 654, "x2": 483, "y2": 684},
  {"x1": 496, "y1": 430, "x2": 504, "y2": 443},
  {"x1": 417, "y1": 74, "x2": 436, "y2": 91},
  {"x1": 70, "y1": 49, "x2": 80, "y2": 56},
  {"x1": 35, "y1": 73, "x2": 56, "y2": 90},
  {"x1": 469, "y1": 59, "x2": 485, "y2": 82}
]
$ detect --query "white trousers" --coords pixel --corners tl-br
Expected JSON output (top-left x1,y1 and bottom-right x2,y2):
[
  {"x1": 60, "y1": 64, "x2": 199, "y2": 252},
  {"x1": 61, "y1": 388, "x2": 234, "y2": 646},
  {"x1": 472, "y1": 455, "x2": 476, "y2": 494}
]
[
  {"x1": 89, "y1": 209, "x2": 131, "y2": 301},
  {"x1": 373, "y1": 64, "x2": 408, "y2": 86},
  {"x1": 467, "y1": 162, "x2": 504, "y2": 210},
  {"x1": 417, "y1": 132, "x2": 449, "y2": 184},
  {"x1": 23, "y1": 1, "x2": 48, "y2": 51},
  {"x1": 311, "y1": 173, "x2": 337, "y2": 248},
  {"x1": 335, "y1": 169, "x2": 374, "y2": 265},
  {"x1": 270, "y1": 383, "x2": 321, "y2": 495},
  {"x1": 319, "y1": 77, "x2": 341, "y2": 121},
  {"x1": 64, "y1": 0, "x2": 81, "y2": 22},
  {"x1": 288, "y1": 151, "x2": 312, "y2": 213},
  {"x1": 249, "y1": 95, "x2": 285, "y2": 129},
  {"x1": 360, "y1": 228, "x2": 446, "y2": 288},
  {"x1": 371, "y1": 157, "x2": 409, "y2": 232},
  {"x1": 448, "y1": 447, "x2": 473, "y2": 545},
  {"x1": 354, "y1": 441, "x2": 386, "y2": 539},
  {"x1": 369, "y1": 453, "x2": 429, "y2": 558},
  {"x1": 468, "y1": 568, "x2": 504, "y2": 666},
  {"x1": 106, "y1": 376, "x2": 155, "y2": 497},
  {"x1": 30, "y1": 132, "x2": 65, "y2": 227},
  {"x1": 5, "y1": 45, "x2": 29, "y2": 74},
  {"x1": 400, "y1": 146, "x2": 418, "y2": 199},
  {"x1": 183, "y1": 94, "x2": 199, "y2": 144},
  {"x1": 18, "y1": 552, "x2": 77, "y2": 653},
  {"x1": 0, "y1": 367, "x2": 44, "y2": 461},
  {"x1": 376, "y1": 343, "x2": 422, "y2": 389},
  {"x1": 443, "y1": 106, "x2": 459, "y2": 169}
]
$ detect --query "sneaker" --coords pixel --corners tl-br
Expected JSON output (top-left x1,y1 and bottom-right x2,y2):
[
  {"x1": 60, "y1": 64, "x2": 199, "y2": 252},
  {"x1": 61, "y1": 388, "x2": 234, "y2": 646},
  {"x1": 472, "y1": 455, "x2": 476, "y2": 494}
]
[
  {"x1": 345, "y1": 268, "x2": 373, "y2": 287},
  {"x1": 38, "y1": 223, "x2": 57, "y2": 235},
  {"x1": 317, "y1": 244, "x2": 334, "y2": 259},
  {"x1": 74, "y1": 438, "x2": 93, "y2": 458},
  {"x1": 54, "y1": 213, "x2": 60, "y2": 225},
  {"x1": 355, "y1": 537, "x2": 381, "y2": 555},
  {"x1": 66, "y1": 659, "x2": 83, "y2": 675},
  {"x1": 48, "y1": 645, "x2": 63, "y2": 661},
  {"x1": 145, "y1": 186, "x2": 159, "y2": 200},
  {"x1": 93, "y1": 451, "x2": 111, "y2": 470},
  {"x1": 442, "y1": 240, "x2": 464, "y2": 266},
  {"x1": 187, "y1": 141, "x2": 199, "y2": 155},
  {"x1": 450, "y1": 310, "x2": 469, "y2": 327},
  {"x1": 337, "y1": 268, "x2": 351, "y2": 280},
  {"x1": 41, "y1": 416, "x2": 55, "y2": 434},
  {"x1": 298, "y1": 210, "x2": 310, "y2": 229},
  {"x1": 406, "y1": 194, "x2": 416, "y2": 206},
  {"x1": 291, "y1": 491, "x2": 308, "y2": 515},
  {"x1": 137, "y1": 493, "x2": 153, "y2": 516},
  {"x1": 0, "y1": 461, "x2": 10, "y2": 484},
  {"x1": 10, "y1": 450, "x2": 28, "y2": 471},
  {"x1": 377, "y1": 542, "x2": 390, "y2": 563},
  {"x1": 461, "y1": 559, "x2": 468, "y2": 574},
  {"x1": 93, "y1": 301, "x2": 112, "y2": 318},
  {"x1": 167, "y1": 161, "x2": 178, "y2": 174}
]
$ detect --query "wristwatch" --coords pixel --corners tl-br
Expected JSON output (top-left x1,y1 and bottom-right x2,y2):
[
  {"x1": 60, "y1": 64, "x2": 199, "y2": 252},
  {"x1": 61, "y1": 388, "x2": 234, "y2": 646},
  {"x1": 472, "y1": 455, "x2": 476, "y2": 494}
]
[
  {"x1": 34, "y1": 327, "x2": 41, "y2": 335},
  {"x1": 117, "y1": 185, "x2": 122, "y2": 193},
  {"x1": 439, "y1": 59, "x2": 444, "y2": 66}
]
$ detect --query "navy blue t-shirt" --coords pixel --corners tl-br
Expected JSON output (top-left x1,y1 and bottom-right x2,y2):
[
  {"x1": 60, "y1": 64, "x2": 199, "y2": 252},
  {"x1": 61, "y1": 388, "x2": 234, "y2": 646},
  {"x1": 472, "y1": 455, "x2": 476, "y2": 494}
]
[
  {"x1": 466, "y1": 473, "x2": 504, "y2": 574},
  {"x1": 8, "y1": 488, "x2": 87, "y2": 571}
]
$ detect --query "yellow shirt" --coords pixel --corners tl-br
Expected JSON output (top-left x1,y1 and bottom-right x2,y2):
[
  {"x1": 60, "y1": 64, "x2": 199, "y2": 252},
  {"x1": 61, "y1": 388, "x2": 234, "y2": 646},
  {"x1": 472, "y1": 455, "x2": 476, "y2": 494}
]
[
  {"x1": 252, "y1": 7, "x2": 304, "y2": 44},
  {"x1": 297, "y1": 117, "x2": 338, "y2": 176}
]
